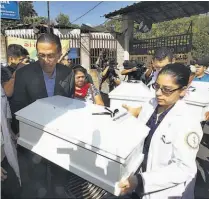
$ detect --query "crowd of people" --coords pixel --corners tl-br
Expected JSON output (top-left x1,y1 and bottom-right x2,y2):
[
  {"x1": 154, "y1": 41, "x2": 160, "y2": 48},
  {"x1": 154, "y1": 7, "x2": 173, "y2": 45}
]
[{"x1": 1, "y1": 33, "x2": 209, "y2": 199}]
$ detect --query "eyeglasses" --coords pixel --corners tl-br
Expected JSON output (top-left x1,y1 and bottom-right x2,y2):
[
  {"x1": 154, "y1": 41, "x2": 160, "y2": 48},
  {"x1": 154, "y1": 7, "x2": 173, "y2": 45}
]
[
  {"x1": 152, "y1": 83, "x2": 183, "y2": 95},
  {"x1": 37, "y1": 53, "x2": 57, "y2": 61}
]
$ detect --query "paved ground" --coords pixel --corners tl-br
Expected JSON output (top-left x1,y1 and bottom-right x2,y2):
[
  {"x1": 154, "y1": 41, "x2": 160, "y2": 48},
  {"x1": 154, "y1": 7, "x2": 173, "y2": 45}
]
[{"x1": 195, "y1": 124, "x2": 209, "y2": 199}]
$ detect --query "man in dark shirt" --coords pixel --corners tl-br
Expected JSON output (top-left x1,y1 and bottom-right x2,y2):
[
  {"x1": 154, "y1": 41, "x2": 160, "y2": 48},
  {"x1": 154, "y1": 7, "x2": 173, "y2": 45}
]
[
  {"x1": 1, "y1": 44, "x2": 28, "y2": 98},
  {"x1": 12, "y1": 33, "x2": 76, "y2": 198},
  {"x1": 1, "y1": 45, "x2": 29, "y2": 135},
  {"x1": 12, "y1": 34, "x2": 75, "y2": 115}
]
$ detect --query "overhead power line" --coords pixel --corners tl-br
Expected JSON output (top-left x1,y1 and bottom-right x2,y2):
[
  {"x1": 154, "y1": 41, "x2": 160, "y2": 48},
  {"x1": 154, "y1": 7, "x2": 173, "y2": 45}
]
[{"x1": 71, "y1": 1, "x2": 103, "y2": 24}]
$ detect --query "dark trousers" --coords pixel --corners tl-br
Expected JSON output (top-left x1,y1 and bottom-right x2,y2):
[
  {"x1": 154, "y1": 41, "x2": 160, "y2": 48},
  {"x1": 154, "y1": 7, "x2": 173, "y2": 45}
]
[
  {"x1": 103, "y1": 192, "x2": 141, "y2": 199},
  {"x1": 1, "y1": 157, "x2": 21, "y2": 199},
  {"x1": 17, "y1": 146, "x2": 69, "y2": 198},
  {"x1": 17, "y1": 146, "x2": 48, "y2": 198},
  {"x1": 195, "y1": 123, "x2": 209, "y2": 199},
  {"x1": 101, "y1": 92, "x2": 110, "y2": 107}
]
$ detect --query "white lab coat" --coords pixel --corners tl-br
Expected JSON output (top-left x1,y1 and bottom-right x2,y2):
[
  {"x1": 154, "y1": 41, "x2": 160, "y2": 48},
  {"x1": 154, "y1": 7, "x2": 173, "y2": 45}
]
[
  {"x1": 1, "y1": 86, "x2": 21, "y2": 185},
  {"x1": 137, "y1": 98, "x2": 203, "y2": 199}
]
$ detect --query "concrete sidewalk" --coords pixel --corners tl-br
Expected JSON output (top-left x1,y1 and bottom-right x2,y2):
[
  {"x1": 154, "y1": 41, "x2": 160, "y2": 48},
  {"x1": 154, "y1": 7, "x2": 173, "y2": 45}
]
[{"x1": 195, "y1": 124, "x2": 209, "y2": 199}]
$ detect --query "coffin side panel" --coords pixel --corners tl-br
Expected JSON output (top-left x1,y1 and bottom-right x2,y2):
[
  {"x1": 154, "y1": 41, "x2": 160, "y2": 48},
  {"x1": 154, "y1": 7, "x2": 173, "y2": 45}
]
[{"x1": 18, "y1": 122, "x2": 123, "y2": 195}]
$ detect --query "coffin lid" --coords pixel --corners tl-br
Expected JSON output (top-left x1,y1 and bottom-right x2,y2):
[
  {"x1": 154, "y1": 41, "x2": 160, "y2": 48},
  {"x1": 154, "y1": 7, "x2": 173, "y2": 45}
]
[
  {"x1": 185, "y1": 82, "x2": 209, "y2": 106},
  {"x1": 16, "y1": 96, "x2": 149, "y2": 162},
  {"x1": 109, "y1": 81, "x2": 154, "y2": 101}
]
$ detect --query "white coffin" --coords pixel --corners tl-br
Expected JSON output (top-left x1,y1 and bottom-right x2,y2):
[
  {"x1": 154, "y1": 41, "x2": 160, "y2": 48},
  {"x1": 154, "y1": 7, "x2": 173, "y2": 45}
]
[
  {"x1": 109, "y1": 81, "x2": 209, "y2": 122},
  {"x1": 109, "y1": 81, "x2": 154, "y2": 109},
  {"x1": 184, "y1": 82, "x2": 209, "y2": 121},
  {"x1": 16, "y1": 96, "x2": 150, "y2": 195}
]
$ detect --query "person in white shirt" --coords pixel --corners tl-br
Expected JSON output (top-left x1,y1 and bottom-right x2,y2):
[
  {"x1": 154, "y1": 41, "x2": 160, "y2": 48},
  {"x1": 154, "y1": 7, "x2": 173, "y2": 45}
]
[{"x1": 1, "y1": 85, "x2": 21, "y2": 198}]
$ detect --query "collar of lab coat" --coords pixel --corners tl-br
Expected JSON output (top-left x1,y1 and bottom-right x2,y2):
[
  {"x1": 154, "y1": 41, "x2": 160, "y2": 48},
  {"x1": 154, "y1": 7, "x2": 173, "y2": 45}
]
[{"x1": 139, "y1": 98, "x2": 188, "y2": 125}]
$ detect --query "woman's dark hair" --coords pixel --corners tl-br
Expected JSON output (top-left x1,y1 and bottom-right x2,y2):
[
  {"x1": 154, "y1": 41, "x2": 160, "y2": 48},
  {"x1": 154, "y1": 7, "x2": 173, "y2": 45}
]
[
  {"x1": 73, "y1": 65, "x2": 87, "y2": 76},
  {"x1": 158, "y1": 63, "x2": 190, "y2": 87},
  {"x1": 36, "y1": 33, "x2": 62, "y2": 52}
]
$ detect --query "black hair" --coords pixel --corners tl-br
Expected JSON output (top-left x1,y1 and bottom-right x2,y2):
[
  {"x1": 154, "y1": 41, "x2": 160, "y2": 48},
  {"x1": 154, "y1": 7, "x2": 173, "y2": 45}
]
[
  {"x1": 158, "y1": 63, "x2": 190, "y2": 87},
  {"x1": 154, "y1": 47, "x2": 173, "y2": 62},
  {"x1": 73, "y1": 65, "x2": 87, "y2": 76},
  {"x1": 190, "y1": 58, "x2": 198, "y2": 65},
  {"x1": 7, "y1": 44, "x2": 26, "y2": 58},
  {"x1": 36, "y1": 33, "x2": 62, "y2": 52},
  {"x1": 21, "y1": 47, "x2": 29, "y2": 56}
]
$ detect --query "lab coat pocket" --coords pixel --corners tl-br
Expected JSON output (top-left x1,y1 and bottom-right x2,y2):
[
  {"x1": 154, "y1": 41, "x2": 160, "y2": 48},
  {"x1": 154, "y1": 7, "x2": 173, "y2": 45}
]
[
  {"x1": 159, "y1": 134, "x2": 173, "y2": 165},
  {"x1": 161, "y1": 134, "x2": 172, "y2": 144}
]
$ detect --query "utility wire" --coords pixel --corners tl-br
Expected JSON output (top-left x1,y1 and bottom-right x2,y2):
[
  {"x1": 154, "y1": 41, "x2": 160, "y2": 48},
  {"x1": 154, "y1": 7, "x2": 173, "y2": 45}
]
[{"x1": 71, "y1": 1, "x2": 103, "y2": 24}]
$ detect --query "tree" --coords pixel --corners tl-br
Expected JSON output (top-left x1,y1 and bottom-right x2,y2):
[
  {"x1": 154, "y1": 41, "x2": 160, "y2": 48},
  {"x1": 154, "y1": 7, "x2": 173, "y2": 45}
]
[
  {"x1": 105, "y1": 19, "x2": 122, "y2": 33},
  {"x1": 1, "y1": 1, "x2": 38, "y2": 32},
  {"x1": 105, "y1": 15, "x2": 209, "y2": 58},
  {"x1": 23, "y1": 16, "x2": 47, "y2": 25},
  {"x1": 19, "y1": 1, "x2": 37, "y2": 21},
  {"x1": 55, "y1": 13, "x2": 70, "y2": 26},
  {"x1": 134, "y1": 15, "x2": 209, "y2": 58}
]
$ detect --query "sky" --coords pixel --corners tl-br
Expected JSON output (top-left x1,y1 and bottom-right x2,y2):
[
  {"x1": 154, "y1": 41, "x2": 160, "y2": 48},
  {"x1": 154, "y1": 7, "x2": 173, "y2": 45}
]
[{"x1": 33, "y1": 1, "x2": 136, "y2": 26}]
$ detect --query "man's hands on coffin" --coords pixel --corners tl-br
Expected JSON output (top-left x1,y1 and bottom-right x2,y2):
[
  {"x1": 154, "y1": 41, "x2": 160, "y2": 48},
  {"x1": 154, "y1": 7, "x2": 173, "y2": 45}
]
[{"x1": 122, "y1": 104, "x2": 142, "y2": 118}]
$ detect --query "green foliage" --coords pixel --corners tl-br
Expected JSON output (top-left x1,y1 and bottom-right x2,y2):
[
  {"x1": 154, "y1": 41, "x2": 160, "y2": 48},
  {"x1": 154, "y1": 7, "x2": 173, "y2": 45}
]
[
  {"x1": 105, "y1": 15, "x2": 209, "y2": 58},
  {"x1": 1, "y1": 1, "x2": 37, "y2": 32},
  {"x1": 105, "y1": 19, "x2": 122, "y2": 33},
  {"x1": 55, "y1": 13, "x2": 80, "y2": 28},
  {"x1": 55, "y1": 13, "x2": 70, "y2": 26},
  {"x1": 19, "y1": 1, "x2": 37, "y2": 21},
  {"x1": 1, "y1": 2, "x2": 80, "y2": 33},
  {"x1": 23, "y1": 16, "x2": 47, "y2": 25},
  {"x1": 70, "y1": 24, "x2": 80, "y2": 29}
]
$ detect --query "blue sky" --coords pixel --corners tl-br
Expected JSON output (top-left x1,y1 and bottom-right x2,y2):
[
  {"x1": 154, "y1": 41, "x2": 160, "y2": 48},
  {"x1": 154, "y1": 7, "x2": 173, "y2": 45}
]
[{"x1": 33, "y1": 1, "x2": 136, "y2": 26}]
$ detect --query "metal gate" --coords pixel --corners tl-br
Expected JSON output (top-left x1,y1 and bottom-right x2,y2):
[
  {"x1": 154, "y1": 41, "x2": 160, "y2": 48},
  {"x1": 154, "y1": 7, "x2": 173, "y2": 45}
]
[
  {"x1": 130, "y1": 33, "x2": 192, "y2": 55},
  {"x1": 130, "y1": 22, "x2": 193, "y2": 56},
  {"x1": 89, "y1": 34, "x2": 117, "y2": 69}
]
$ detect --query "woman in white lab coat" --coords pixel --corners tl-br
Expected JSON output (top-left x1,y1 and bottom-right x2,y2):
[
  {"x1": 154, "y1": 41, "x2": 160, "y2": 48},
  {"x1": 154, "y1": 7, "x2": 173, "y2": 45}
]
[{"x1": 118, "y1": 63, "x2": 203, "y2": 199}]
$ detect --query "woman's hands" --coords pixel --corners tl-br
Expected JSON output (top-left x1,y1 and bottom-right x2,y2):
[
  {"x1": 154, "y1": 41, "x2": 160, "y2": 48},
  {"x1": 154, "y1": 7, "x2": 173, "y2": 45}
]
[
  {"x1": 122, "y1": 104, "x2": 142, "y2": 118},
  {"x1": 118, "y1": 175, "x2": 138, "y2": 195},
  {"x1": 205, "y1": 111, "x2": 209, "y2": 121}
]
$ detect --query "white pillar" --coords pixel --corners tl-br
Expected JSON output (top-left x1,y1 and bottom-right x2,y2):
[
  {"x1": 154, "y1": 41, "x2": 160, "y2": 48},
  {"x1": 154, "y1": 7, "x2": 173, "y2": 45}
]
[
  {"x1": 80, "y1": 33, "x2": 90, "y2": 70},
  {"x1": 122, "y1": 15, "x2": 134, "y2": 60},
  {"x1": 1, "y1": 35, "x2": 7, "y2": 63}
]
